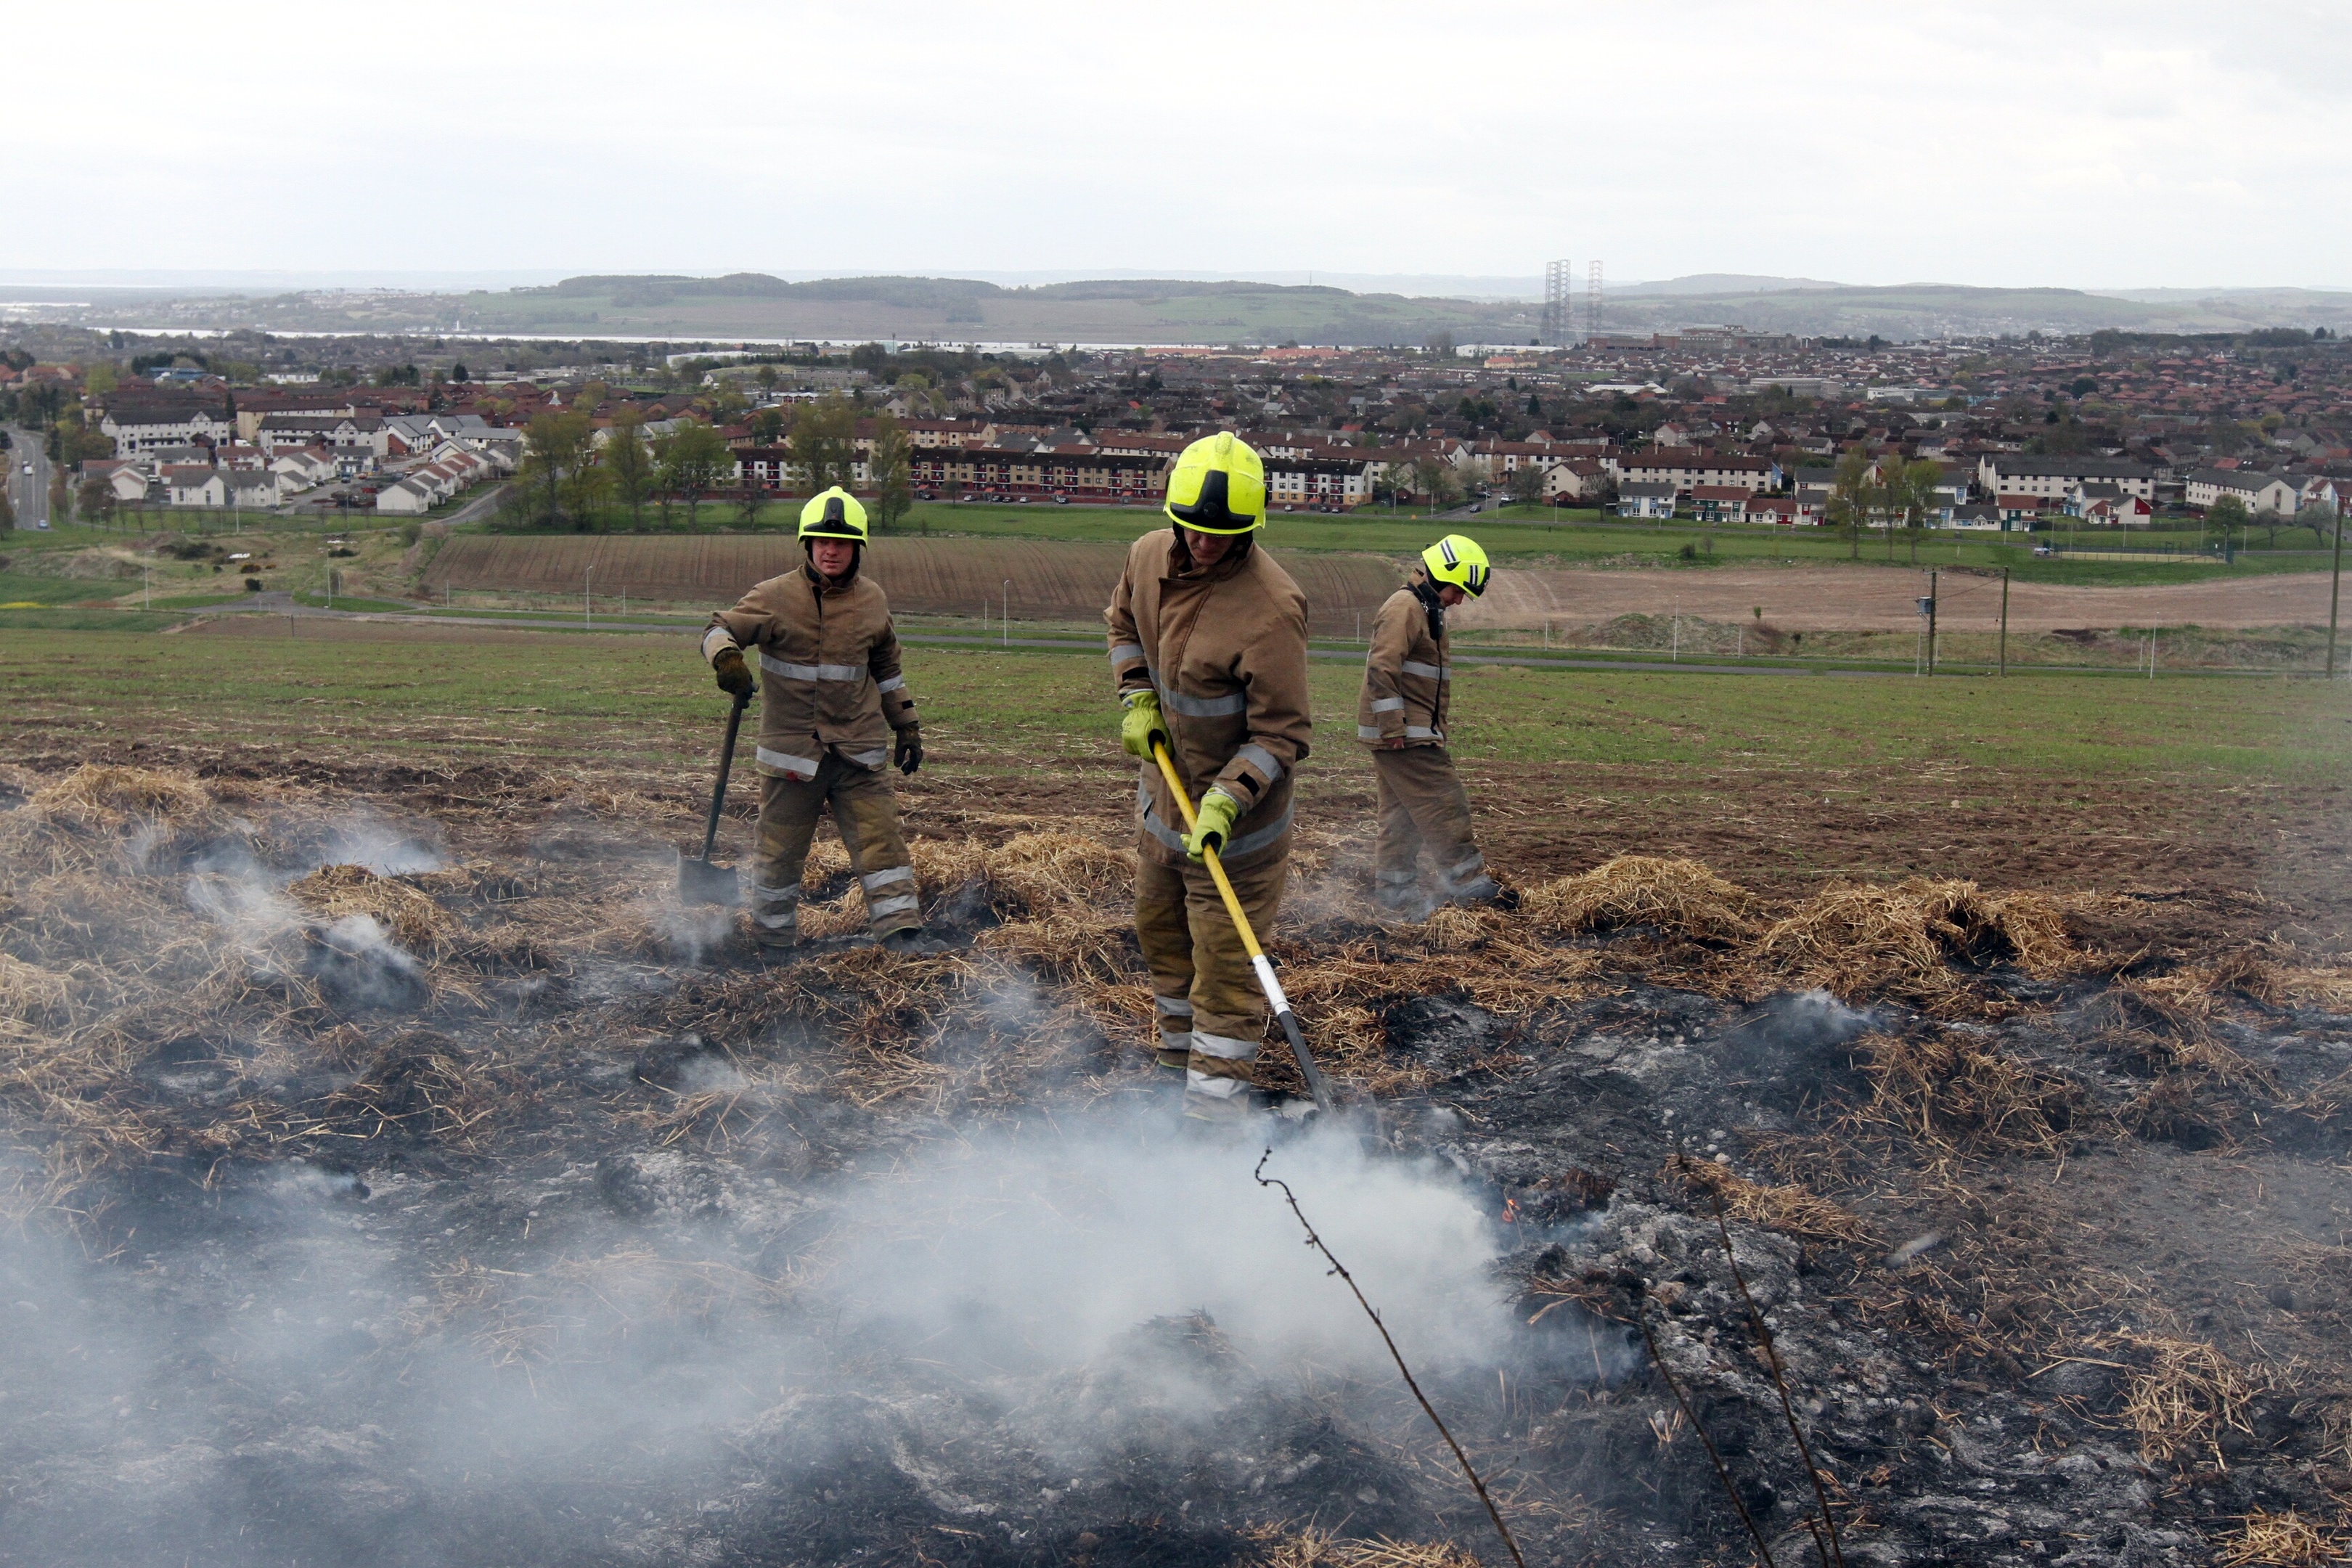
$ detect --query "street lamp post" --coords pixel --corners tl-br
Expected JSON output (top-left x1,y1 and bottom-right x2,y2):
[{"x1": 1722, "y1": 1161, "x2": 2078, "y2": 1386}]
[
  {"x1": 1002, "y1": 579, "x2": 1011, "y2": 646},
  {"x1": 584, "y1": 564, "x2": 595, "y2": 630}
]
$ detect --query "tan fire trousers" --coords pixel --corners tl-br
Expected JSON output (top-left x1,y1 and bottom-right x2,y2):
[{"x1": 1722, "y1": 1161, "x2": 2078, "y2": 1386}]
[
  {"x1": 1135, "y1": 850, "x2": 1288, "y2": 1104},
  {"x1": 1372, "y1": 745, "x2": 1485, "y2": 895},
  {"x1": 750, "y1": 756, "x2": 920, "y2": 944}
]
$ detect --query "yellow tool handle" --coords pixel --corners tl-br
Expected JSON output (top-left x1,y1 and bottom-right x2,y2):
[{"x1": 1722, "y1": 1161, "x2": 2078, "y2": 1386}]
[
  {"x1": 1151, "y1": 740, "x2": 1261, "y2": 957},
  {"x1": 1149, "y1": 739, "x2": 1334, "y2": 1112}
]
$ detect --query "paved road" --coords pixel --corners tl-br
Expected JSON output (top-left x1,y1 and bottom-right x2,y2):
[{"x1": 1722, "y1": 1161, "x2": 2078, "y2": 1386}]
[{"x1": 7, "y1": 425, "x2": 51, "y2": 531}]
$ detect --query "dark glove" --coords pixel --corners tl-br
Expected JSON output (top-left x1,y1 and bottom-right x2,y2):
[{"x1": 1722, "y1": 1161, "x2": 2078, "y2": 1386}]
[
  {"x1": 713, "y1": 645, "x2": 754, "y2": 698},
  {"x1": 894, "y1": 726, "x2": 923, "y2": 777}
]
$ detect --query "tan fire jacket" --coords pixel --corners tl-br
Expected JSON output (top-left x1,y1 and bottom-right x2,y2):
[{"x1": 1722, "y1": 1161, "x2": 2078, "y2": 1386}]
[
  {"x1": 702, "y1": 561, "x2": 919, "y2": 780},
  {"x1": 1357, "y1": 583, "x2": 1450, "y2": 747},
  {"x1": 1105, "y1": 529, "x2": 1311, "y2": 868}
]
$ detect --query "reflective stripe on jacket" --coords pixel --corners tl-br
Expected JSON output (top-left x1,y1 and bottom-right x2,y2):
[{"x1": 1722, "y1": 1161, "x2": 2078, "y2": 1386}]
[
  {"x1": 703, "y1": 562, "x2": 918, "y2": 780},
  {"x1": 1357, "y1": 585, "x2": 1447, "y2": 746},
  {"x1": 1105, "y1": 528, "x2": 1310, "y2": 868}
]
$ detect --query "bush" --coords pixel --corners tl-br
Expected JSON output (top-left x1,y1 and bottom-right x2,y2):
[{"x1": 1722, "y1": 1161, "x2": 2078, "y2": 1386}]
[
  {"x1": 399, "y1": 522, "x2": 422, "y2": 545},
  {"x1": 243, "y1": 576, "x2": 262, "y2": 592}
]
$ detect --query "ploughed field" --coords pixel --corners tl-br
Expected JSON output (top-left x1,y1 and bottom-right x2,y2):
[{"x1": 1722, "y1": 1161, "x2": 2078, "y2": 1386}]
[{"x1": 2, "y1": 629, "x2": 2351, "y2": 1568}]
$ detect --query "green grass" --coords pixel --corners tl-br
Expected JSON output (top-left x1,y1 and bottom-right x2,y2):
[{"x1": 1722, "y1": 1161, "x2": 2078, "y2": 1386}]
[
  {"x1": 0, "y1": 626, "x2": 2340, "y2": 787},
  {"x1": 0, "y1": 571, "x2": 130, "y2": 607},
  {"x1": 481, "y1": 502, "x2": 2345, "y2": 588},
  {"x1": 0, "y1": 609, "x2": 192, "y2": 632}
]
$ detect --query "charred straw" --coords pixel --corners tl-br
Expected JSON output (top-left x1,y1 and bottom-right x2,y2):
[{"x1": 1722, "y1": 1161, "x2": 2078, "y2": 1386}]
[{"x1": 1254, "y1": 1150, "x2": 1527, "y2": 1568}]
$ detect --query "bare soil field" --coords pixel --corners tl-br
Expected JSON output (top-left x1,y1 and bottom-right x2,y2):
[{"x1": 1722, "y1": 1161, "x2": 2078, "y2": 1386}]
[
  {"x1": 4, "y1": 632, "x2": 2351, "y2": 1567},
  {"x1": 1458, "y1": 562, "x2": 2344, "y2": 635},
  {"x1": 424, "y1": 535, "x2": 1403, "y2": 638}
]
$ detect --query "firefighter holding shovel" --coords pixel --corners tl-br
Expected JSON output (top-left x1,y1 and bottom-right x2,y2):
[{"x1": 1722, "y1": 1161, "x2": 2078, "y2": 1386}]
[
  {"x1": 701, "y1": 486, "x2": 939, "y2": 954},
  {"x1": 1359, "y1": 534, "x2": 1504, "y2": 916},
  {"x1": 1105, "y1": 433, "x2": 1315, "y2": 1124}
]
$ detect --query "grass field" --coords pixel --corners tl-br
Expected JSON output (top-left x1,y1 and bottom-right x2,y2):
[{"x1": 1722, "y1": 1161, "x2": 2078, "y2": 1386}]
[
  {"x1": 4, "y1": 624, "x2": 2345, "y2": 936},
  {"x1": 478, "y1": 499, "x2": 2339, "y2": 589}
]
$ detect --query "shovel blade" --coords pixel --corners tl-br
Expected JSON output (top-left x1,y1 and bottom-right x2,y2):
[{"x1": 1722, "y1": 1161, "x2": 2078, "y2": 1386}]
[{"x1": 677, "y1": 853, "x2": 741, "y2": 908}]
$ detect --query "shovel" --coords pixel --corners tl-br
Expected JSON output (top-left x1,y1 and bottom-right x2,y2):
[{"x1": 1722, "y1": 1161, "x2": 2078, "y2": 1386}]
[{"x1": 678, "y1": 689, "x2": 751, "y2": 906}]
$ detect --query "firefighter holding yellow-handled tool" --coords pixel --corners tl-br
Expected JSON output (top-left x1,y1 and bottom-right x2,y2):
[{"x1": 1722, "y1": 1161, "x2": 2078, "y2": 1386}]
[{"x1": 1105, "y1": 433, "x2": 1317, "y2": 1124}]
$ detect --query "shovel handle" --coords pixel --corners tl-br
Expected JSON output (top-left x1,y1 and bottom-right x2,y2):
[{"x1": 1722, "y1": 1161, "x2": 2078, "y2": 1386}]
[
  {"x1": 1150, "y1": 740, "x2": 1335, "y2": 1114},
  {"x1": 701, "y1": 690, "x2": 751, "y2": 861}
]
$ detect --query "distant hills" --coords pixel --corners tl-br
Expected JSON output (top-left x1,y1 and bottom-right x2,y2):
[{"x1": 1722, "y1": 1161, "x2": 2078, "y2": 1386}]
[{"x1": 8, "y1": 270, "x2": 2352, "y2": 344}]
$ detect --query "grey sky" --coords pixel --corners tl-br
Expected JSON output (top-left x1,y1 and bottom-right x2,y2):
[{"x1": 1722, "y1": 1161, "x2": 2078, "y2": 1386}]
[{"x1": 12, "y1": 0, "x2": 2345, "y2": 290}]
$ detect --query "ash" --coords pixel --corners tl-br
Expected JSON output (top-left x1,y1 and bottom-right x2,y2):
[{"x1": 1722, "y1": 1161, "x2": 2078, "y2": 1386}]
[{"x1": 2, "y1": 763, "x2": 2351, "y2": 1568}]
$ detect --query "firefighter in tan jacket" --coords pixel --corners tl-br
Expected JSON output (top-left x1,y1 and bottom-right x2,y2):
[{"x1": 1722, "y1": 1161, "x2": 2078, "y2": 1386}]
[
  {"x1": 702, "y1": 487, "x2": 936, "y2": 954},
  {"x1": 1105, "y1": 434, "x2": 1311, "y2": 1122},
  {"x1": 1360, "y1": 535, "x2": 1503, "y2": 915}
]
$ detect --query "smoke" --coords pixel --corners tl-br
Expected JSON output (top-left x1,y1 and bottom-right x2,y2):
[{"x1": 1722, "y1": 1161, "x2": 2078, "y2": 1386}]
[
  {"x1": 822, "y1": 1118, "x2": 1517, "y2": 1380},
  {"x1": 0, "y1": 1108, "x2": 1549, "y2": 1565}
]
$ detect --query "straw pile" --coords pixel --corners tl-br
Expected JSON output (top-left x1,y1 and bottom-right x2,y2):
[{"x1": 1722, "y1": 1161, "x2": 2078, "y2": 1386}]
[
  {"x1": 2111, "y1": 1331, "x2": 2263, "y2": 1466},
  {"x1": 1751, "y1": 878, "x2": 2081, "y2": 1012},
  {"x1": 1519, "y1": 855, "x2": 1756, "y2": 942},
  {"x1": 1251, "y1": 1527, "x2": 1488, "y2": 1568},
  {"x1": 1663, "y1": 1151, "x2": 1874, "y2": 1244},
  {"x1": 2214, "y1": 1509, "x2": 2349, "y2": 1568},
  {"x1": 285, "y1": 864, "x2": 454, "y2": 955},
  {"x1": 0, "y1": 763, "x2": 239, "y2": 874},
  {"x1": 1846, "y1": 1029, "x2": 2085, "y2": 1154}
]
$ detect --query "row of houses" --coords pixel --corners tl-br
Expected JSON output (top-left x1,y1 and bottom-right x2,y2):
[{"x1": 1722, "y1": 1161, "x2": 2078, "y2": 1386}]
[{"x1": 374, "y1": 444, "x2": 510, "y2": 513}]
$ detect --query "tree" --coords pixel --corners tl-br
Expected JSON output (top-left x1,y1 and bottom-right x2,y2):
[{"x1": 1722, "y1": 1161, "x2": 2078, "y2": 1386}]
[
  {"x1": 658, "y1": 419, "x2": 732, "y2": 530},
  {"x1": 1885, "y1": 457, "x2": 1943, "y2": 564},
  {"x1": 522, "y1": 409, "x2": 595, "y2": 528},
  {"x1": 2292, "y1": 499, "x2": 2335, "y2": 551},
  {"x1": 2208, "y1": 494, "x2": 2250, "y2": 553},
  {"x1": 0, "y1": 483, "x2": 14, "y2": 536},
  {"x1": 1506, "y1": 462, "x2": 1547, "y2": 510},
  {"x1": 48, "y1": 471, "x2": 72, "y2": 528},
  {"x1": 1407, "y1": 455, "x2": 1459, "y2": 515},
  {"x1": 83, "y1": 362, "x2": 118, "y2": 397},
  {"x1": 603, "y1": 413, "x2": 655, "y2": 530},
  {"x1": 748, "y1": 406, "x2": 786, "y2": 446},
  {"x1": 869, "y1": 414, "x2": 913, "y2": 534},
  {"x1": 1826, "y1": 446, "x2": 1874, "y2": 560},
  {"x1": 77, "y1": 474, "x2": 115, "y2": 528},
  {"x1": 786, "y1": 393, "x2": 859, "y2": 494}
]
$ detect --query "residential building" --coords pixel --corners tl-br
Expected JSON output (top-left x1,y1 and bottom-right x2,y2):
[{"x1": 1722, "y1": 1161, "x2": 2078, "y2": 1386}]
[
  {"x1": 1689, "y1": 485, "x2": 1751, "y2": 523},
  {"x1": 101, "y1": 404, "x2": 237, "y2": 454},
  {"x1": 1975, "y1": 456, "x2": 2155, "y2": 502},
  {"x1": 1615, "y1": 452, "x2": 1781, "y2": 495},
  {"x1": 2184, "y1": 468, "x2": 2298, "y2": 515},
  {"x1": 1616, "y1": 481, "x2": 1678, "y2": 519}
]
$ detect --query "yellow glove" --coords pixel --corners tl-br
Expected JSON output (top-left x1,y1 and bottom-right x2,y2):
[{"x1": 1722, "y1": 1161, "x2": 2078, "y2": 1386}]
[
  {"x1": 1119, "y1": 689, "x2": 1170, "y2": 760},
  {"x1": 1185, "y1": 788, "x2": 1241, "y2": 862}
]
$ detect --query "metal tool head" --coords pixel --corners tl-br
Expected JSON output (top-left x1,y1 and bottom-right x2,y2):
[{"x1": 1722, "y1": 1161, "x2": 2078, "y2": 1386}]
[{"x1": 676, "y1": 852, "x2": 741, "y2": 908}]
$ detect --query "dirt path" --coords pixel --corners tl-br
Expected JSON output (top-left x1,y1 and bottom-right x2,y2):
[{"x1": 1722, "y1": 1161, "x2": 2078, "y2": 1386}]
[{"x1": 1455, "y1": 562, "x2": 2340, "y2": 632}]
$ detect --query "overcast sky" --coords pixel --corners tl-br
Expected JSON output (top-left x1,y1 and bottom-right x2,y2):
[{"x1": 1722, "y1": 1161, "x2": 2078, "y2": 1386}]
[{"x1": 10, "y1": 0, "x2": 2347, "y2": 292}]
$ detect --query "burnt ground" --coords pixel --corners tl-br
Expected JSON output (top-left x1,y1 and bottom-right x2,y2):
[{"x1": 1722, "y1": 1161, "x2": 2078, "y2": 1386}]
[{"x1": 1, "y1": 749, "x2": 2351, "y2": 1568}]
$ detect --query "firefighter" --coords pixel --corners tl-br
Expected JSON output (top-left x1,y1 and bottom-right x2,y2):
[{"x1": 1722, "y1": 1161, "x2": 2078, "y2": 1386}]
[
  {"x1": 1359, "y1": 534, "x2": 1503, "y2": 915},
  {"x1": 702, "y1": 486, "x2": 936, "y2": 953},
  {"x1": 1105, "y1": 433, "x2": 1311, "y2": 1123}
]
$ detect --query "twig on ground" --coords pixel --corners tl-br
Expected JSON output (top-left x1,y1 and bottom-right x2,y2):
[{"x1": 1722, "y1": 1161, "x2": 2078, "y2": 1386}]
[
  {"x1": 1707, "y1": 1192, "x2": 1846, "y2": 1568},
  {"x1": 1254, "y1": 1149, "x2": 1527, "y2": 1568},
  {"x1": 1633, "y1": 1294, "x2": 1779, "y2": 1568}
]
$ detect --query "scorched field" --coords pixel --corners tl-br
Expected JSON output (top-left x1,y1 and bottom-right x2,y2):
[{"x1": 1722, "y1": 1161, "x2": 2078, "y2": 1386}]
[{"x1": 1, "y1": 624, "x2": 2351, "y2": 1568}]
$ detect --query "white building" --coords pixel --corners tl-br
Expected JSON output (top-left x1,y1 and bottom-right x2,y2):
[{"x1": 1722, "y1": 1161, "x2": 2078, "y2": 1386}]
[{"x1": 100, "y1": 404, "x2": 237, "y2": 454}]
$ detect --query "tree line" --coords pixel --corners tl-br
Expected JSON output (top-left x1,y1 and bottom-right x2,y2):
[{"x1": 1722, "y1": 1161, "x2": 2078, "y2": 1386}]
[{"x1": 513, "y1": 394, "x2": 915, "y2": 534}]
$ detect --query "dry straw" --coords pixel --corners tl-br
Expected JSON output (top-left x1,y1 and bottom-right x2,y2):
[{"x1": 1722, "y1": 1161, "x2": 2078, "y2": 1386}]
[
  {"x1": 1752, "y1": 877, "x2": 2079, "y2": 1012},
  {"x1": 2213, "y1": 1509, "x2": 2349, "y2": 1568}
]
